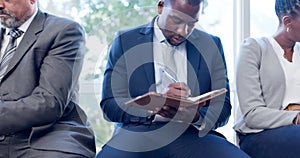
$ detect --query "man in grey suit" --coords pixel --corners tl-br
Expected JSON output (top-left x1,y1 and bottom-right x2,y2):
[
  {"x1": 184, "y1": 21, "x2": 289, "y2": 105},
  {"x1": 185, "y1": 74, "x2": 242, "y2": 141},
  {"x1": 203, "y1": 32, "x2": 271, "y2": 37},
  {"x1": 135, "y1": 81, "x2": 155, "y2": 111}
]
[{"x1": 0, "y1": 0, "x2": 96, "y2": 157}]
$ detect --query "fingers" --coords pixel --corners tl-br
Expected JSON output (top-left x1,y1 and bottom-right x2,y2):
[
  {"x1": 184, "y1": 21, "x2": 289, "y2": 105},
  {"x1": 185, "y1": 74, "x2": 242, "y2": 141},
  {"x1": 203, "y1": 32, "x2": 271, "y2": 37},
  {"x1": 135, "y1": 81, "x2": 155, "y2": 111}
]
[
  {"x1": 168, "y1": 82, "x2": 190, "y2": 91},
  {"x1": 156, "y1": 104, "x2": 200, "y2": 123},
  {"x1": 156, "y1": 105, "x2": 177, "y2": 118},
  {"x1": 166, "y1": 82, "x2": 191, "y2": 97},
  {"x1": 198, "y1": 101, "x2": 206, "y2": 107}
]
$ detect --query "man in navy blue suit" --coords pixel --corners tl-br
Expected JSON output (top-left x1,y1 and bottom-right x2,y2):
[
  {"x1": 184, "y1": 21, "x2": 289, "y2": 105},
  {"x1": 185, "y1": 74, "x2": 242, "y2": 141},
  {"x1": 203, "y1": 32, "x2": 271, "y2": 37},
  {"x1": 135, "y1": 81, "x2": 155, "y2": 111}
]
[{"x1": 98, "y1": 0, "x2": 249, "y2": 157}]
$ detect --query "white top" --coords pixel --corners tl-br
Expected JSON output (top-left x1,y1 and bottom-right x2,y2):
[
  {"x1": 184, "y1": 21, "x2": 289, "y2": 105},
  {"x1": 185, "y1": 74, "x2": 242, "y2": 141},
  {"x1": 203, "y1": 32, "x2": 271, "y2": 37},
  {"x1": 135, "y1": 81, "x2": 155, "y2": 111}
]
[{"x1": 268, "y1": 37, "x2": 300, "y2": 109}]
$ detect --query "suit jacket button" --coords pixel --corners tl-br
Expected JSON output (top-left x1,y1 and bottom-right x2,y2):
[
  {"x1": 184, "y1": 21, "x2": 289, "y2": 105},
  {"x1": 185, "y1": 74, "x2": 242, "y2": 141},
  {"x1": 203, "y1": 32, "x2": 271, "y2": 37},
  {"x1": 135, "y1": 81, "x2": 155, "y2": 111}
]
[{"x1": 0, "y1": 135, "x2": 5, "y2": 141}]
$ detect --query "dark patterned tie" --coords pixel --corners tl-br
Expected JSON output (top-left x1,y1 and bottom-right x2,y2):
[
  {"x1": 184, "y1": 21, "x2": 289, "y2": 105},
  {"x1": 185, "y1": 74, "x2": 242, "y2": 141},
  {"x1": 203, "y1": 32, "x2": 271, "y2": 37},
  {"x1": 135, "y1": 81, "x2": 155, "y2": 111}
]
[{"x1": 0, "y1": 29, "x2": 23, "y2": 82}]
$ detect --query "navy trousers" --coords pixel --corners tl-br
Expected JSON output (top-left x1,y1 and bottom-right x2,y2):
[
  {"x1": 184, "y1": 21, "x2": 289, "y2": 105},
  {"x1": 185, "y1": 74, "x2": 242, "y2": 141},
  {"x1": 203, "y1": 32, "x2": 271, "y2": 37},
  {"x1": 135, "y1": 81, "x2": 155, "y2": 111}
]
[
  {"x1": 97, "y1": 123, "x2": 250, "y2": 158},
  {"x1": 239, "y1": 125, "x2": 300, "y2": 158}
]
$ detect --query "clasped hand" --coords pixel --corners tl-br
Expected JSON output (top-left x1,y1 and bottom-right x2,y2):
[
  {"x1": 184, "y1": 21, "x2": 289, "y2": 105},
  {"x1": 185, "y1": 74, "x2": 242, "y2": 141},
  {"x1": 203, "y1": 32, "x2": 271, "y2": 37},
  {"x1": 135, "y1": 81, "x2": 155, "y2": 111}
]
[{"x1": 156, "y1": 82, "x2": 205, "y2": 123}]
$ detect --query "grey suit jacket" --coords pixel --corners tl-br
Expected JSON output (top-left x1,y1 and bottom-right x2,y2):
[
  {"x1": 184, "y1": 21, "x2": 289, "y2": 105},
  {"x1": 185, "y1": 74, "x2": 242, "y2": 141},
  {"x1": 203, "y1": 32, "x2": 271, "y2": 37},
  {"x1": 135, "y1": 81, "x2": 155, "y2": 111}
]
[
  {"x1": 0, "y1": 10, "x2": 95, "y2": 157},
  {"x1": 234, "y1": 37, "x2": 299, "y2": 134}
]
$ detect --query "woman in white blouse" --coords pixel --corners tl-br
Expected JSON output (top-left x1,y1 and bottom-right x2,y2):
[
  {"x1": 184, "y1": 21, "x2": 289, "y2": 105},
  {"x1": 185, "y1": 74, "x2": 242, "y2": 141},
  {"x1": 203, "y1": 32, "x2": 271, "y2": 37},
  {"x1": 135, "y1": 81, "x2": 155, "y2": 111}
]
[{"x1": 234, "y1": 0, "x2": 300, "y2": 157}]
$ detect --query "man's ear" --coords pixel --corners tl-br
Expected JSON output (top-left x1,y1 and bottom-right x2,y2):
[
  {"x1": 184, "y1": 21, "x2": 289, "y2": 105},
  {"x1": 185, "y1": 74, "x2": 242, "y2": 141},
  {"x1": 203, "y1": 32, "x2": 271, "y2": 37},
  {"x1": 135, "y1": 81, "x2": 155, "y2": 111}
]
[
  {"x1": 158, "y1": 0, "x2": 164, "y2": 14},
  {"x1": 30, "y1": 0, "x2": 36, "y2": 5}
]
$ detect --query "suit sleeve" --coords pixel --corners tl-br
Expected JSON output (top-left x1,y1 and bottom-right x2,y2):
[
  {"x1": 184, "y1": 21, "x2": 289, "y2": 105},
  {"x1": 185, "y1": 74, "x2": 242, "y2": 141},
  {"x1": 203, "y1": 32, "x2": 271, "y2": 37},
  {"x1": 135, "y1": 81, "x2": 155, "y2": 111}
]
[
  {"x1": 196, "y1": 36, "x2": 232, "y2": 131},
  {"x1": 0, "y1": 22, "x2": 85, "y2": 135},
  {"x1": 100, "y1": 32, "x2": 153, "y2": 124},
  {"x1": 209, "y1": 36, "x2": 231, "y2": 129}
]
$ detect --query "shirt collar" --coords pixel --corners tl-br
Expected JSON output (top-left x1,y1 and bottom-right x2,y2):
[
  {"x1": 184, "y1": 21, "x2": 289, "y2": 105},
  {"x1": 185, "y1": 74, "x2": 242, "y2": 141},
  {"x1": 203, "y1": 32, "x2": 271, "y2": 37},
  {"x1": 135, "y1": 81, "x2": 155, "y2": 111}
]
[
  {"x1": 154, "y1": 16, "x2": 165, "y2": 43},
  {"x1": 7, "y1": 9, "x2": 38, "y2": 34}
]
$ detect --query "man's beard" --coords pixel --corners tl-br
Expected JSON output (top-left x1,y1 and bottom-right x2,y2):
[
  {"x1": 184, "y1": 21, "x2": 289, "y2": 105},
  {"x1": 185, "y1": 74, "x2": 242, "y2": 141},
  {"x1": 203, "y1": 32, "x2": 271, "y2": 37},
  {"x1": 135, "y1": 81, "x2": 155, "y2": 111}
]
[{"x1": 0, "y1": 10, "x2": 23, "y2": 28}]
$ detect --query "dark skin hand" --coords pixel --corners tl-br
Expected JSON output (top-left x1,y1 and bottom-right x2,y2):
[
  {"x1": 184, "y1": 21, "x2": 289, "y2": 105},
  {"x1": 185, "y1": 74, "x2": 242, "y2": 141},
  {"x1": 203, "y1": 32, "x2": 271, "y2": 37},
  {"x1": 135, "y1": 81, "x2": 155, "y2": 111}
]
[
  {"x1": 285, "y1": 103, "x2": 300, "y2": 124},
  {"x1": 156, "y1": 82, "x2": 205, "y2": 123}
]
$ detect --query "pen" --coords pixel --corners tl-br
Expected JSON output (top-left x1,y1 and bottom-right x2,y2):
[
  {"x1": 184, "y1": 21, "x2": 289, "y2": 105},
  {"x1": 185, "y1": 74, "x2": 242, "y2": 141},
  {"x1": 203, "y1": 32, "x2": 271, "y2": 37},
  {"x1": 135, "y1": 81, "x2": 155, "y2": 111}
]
[{"x1": 161, "y1": 68, "x2": 178, "y2": 83}]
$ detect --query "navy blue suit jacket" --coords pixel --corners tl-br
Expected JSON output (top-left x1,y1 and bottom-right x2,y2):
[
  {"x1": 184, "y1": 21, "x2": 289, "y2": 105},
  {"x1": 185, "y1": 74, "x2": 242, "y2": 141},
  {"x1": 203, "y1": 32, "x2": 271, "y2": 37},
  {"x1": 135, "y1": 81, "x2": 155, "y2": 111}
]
[{"x1": 101, "y1": 18, "x2": 231, "y2": 133}]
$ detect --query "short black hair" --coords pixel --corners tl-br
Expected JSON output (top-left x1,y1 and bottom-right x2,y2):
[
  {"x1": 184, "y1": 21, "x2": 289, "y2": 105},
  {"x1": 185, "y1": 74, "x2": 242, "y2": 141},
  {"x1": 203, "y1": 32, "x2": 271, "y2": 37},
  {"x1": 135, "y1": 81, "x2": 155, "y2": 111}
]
[
  {"x1": 275, "y1": 0, "x2": 300, "y2": 23},
  {"x1": 165, "y1": 0, "x2": 203, "y2": 7},
  {"x1": 187, "y1": 0, "x2": 203, "y2": 6}
]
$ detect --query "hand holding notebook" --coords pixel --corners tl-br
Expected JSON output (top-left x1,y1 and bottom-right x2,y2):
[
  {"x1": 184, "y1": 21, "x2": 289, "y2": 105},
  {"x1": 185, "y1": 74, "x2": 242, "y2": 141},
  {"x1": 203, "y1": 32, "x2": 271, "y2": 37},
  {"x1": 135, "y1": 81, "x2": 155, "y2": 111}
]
[{"x1": 125, "y1": 88, "x2": 227, "y2": 112}]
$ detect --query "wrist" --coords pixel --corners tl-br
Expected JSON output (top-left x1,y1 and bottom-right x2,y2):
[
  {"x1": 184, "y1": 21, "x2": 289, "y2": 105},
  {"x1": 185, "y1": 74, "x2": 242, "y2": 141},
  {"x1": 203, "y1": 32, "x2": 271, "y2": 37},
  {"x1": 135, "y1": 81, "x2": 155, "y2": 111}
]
[{"x1": 192, "y1": 112, "x2": 200, "y2": 123}]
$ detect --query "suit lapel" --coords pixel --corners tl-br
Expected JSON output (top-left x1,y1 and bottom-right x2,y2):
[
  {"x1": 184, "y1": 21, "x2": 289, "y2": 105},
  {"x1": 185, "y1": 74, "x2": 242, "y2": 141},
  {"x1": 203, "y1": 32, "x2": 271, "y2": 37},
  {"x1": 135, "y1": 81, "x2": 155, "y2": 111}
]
[
  {"x1": 0, "y1": 28, "x2": 5, "y2": 51},
  {"x1": 186, "y1": 30, "x2": 216, "y2": 95},
  {"x1": 186, "y1": 40, "x2": 201, "y2": 95},
  {"x1": 138, "y1": 21, "x2": 156, "y2": 91},
  {"x1": 5, "y1": 10, "x2": 45, "y2": 76}
]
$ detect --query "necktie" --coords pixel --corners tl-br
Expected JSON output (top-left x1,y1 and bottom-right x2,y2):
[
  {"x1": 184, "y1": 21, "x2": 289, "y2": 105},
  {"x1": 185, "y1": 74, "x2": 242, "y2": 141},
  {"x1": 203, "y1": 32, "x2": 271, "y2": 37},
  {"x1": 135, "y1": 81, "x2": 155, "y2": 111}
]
[
  {"x1": 0, "y1": 29, "x2": 23, "y2": 82},
  {"x1": 162, "y1": 40, "x2": 177, "y2": 79},
  {"x1": 159, "y1": 40, "x2": 178, "y2": 93}
]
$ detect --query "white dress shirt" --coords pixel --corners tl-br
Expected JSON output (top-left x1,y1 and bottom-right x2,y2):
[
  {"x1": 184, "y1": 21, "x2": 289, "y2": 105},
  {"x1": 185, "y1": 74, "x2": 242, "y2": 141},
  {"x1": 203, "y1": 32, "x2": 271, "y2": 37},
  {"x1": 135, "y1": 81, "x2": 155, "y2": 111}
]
[
  {"x1": 152, "y1": 17, "x2": 188, "y2": 122},
  {"x1": 153, "y1": 17, "x2": 188, "y2": 93}
]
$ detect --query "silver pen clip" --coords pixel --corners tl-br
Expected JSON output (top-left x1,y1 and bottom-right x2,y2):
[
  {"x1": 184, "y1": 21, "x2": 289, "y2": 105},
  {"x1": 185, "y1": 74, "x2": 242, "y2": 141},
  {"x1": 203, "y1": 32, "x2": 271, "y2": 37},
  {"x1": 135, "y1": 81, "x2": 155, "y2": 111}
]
[{"x1": 161, "y1": 68, "x2": 178, "y2": 83}]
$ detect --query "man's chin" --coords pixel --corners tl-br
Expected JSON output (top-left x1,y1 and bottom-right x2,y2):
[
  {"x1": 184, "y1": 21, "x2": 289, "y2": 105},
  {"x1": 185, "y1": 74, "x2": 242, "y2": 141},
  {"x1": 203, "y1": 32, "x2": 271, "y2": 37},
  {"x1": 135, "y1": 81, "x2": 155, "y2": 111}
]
[
  {"x1": 0, "y1": 23, "x2": 9, "y2": 28},
  {"x1": 169, "y1": 36, "x2": 187, "y2": 46},
  {"x1": 170, "y1": 40, "x2": 185, "y2": 46},
  {"x1": 0, "y1": 19, "x2": 19, "y2": 28}
]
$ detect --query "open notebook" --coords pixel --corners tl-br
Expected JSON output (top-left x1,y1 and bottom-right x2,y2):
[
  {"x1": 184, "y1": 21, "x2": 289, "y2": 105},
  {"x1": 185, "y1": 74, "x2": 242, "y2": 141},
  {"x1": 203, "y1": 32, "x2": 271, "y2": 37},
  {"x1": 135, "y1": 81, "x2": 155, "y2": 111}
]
[{"x1": 125, "y1": 88, "x2": 227, "y2": 111}]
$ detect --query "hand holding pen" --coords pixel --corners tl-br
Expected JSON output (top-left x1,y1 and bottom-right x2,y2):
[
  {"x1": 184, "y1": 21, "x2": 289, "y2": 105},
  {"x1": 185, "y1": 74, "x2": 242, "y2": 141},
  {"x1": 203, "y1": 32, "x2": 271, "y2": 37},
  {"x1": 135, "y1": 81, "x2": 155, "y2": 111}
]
[
  {"x1": 157, "y1": 68, "x2": 201, "y2": 123},
  {"x1": 161, "y1": 68, "x2": 191, "y2": 98},
  {"x1": 157, "y1": 81, "x2": 200, "y2": 123}
]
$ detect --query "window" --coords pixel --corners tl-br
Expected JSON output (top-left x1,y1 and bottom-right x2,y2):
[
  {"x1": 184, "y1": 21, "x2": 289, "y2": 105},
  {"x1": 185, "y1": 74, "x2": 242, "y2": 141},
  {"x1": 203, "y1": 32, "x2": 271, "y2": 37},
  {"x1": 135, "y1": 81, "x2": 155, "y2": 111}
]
[{"x1": 250, "y1": 0, "x2": 278, "y2": 38}]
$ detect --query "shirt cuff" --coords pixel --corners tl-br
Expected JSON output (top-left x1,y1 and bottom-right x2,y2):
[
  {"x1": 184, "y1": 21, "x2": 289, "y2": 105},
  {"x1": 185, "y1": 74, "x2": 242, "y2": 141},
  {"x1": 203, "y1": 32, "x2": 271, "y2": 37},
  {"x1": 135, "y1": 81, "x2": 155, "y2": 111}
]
[
  {"x1": 152, "y1": 114, "x2": 171, "y2": 122},
  {"x1": 294, "y1": 113, "x2": 300, "y2": 125},
  {"x1": 191, "y1": 115, "x2": 206, "y2": 130}
]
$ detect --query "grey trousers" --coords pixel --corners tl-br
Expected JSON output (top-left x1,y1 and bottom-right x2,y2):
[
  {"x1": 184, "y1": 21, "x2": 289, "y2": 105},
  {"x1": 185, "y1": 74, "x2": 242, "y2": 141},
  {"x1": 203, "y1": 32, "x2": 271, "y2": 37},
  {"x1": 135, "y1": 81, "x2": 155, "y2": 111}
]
[{"x1": 0, "y1": 130, "x2": 87, "y2": 158}]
